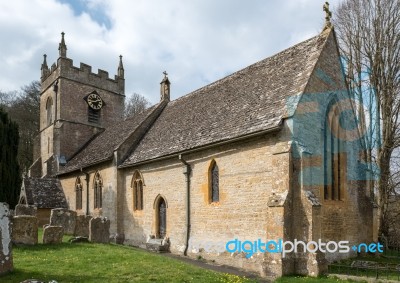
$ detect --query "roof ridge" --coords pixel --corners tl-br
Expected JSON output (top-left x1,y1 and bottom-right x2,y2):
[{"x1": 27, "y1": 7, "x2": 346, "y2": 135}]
[
  {"x1": 116, "y1": 100, "x2": 169, "y2": 164},
  {"x1": 170, "y1": 33, "x2": 321, "y2": 105}
]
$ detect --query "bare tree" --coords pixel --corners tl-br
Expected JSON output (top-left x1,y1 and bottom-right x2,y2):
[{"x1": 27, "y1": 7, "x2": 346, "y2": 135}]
[
  {"x1": 7, "y1": 81, "x2": 40, "y2": 172},
  {"x1": 334, "y1": 0, "x2": 400, "y2": 238},
  {"x1": 124, "y1": 92, "x2": 150, "y2": 119},
  {"x1": 0, "y1": 90, "x2": 16, "y2": 108}
]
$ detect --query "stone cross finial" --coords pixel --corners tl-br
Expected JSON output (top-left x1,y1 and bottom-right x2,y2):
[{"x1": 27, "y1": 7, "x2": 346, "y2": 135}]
[
  {"x1": 160, "y1": 71, "x2": 170, "y2": 102},
  {"x1": 323, "y1": 2, "x2": 333, "y2": 31}
]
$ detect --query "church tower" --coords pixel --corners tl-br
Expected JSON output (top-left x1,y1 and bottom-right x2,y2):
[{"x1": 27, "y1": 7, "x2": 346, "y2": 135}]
[{"x1": 34, "y1": 32, "x2": 125, "y2": 177}]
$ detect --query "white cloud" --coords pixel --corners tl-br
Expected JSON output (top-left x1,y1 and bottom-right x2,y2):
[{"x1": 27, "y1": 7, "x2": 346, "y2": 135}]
[{"x1": 0, "y1": 0, "x2": 342, "y2": 103}]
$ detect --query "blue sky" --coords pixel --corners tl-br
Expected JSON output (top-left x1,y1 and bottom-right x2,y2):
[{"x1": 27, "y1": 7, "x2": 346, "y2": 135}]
[
  {"x1": 0, "y1": 0, "x2": 342, "y2": 103},
  {"x1": 58, "y1": 0, "x2": 112, "y2": 29}
]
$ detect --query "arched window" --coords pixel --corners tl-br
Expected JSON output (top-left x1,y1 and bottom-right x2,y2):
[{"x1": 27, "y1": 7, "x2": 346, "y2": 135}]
[
  {"x1": 132, "y1": 171, "x2": 143, "y2": 210},
  {"x1": 75, "y1": 177, "x2": 83, "y2": 210},
  {"x1": 46, "y1": 97, "x2": 53, "y2": 126},
  {"x1": 94, "y1": 171, "x2": 102, "y2": 209},
  {"x1": 209, "y1": 160, "x2": 219, "y2": 203},
  {"x1": 324, "y1": 100, "x2": 341, "y2": 200}
]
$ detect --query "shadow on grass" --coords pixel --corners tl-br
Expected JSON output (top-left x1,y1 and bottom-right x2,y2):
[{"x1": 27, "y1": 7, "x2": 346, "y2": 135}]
[{"x1": 14, "y1": 242, "x2": 97, "y2": 252}]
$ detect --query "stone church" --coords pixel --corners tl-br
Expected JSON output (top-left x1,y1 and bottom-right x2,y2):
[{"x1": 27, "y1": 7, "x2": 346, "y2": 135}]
[{"x1": 26, "y1": 15, "x2": 374, "y2": 278}]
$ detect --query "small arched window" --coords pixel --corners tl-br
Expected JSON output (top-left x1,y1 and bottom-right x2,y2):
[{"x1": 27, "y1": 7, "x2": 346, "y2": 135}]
[
  {"x1": 209, "y1": 160, "x2": 219, "y2": 203},
  {"x1": 75, "y1": 177, "x2": 83, "y2": 210},
  {"x1": 46, "y1": 97, "x2": 53, "y2": 126},
  {"x1": 94, "y1": 171, "x2": 102, "y2": 209},
  {"x1": 132, "y1": 171, "x2": 143, "y2": 210}
]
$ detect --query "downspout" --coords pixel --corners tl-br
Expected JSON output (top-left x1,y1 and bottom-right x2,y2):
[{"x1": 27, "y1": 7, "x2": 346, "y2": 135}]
[
  {"x1": 178, "y1": 154, "x2": 191, "y2": 256},
  {"x1": 81, "y1": 168, "x2": 90, "y2": 216},
  {"x1": 53, "y1": 80, "x2": 58, "y2": 125}
]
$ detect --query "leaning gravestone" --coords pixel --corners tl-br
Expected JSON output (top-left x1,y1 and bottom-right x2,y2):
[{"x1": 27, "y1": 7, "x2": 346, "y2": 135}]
[
  {"x1": 12, "y1": 215, "x2": 38, "y2": 245},
  {"x1": 0, "y1": 203, "x2": 13, "y2": 274},
  {"x1": 43, "y1": 226, "x2": 64, "y2": 244},
  {"x1": 49, "y1": 209, "x2": 77, "y2": 235},
  {"x1": 15, "y1": 204, "x2": 37, "y2": 217},
  {"x1": 74, "y1": 215, "x2": 92, "y2": 237},
  {"x1": 89, "y1": 217, "x2": 110, "y2": 243}
]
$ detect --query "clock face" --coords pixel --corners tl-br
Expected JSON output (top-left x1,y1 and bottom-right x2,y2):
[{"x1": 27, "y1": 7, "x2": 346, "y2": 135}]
[{"x1": 87, "y1": 93, "x2": 103, "y2": 110}]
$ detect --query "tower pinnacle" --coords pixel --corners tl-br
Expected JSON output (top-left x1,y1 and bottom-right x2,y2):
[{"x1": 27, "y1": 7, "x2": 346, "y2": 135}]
[
  {"x1": 118, "y1": 55, "x2": 124, "y2": 78},
  {"x1": 58, "y1": 32, "x2": 67, "y2": 58},
  {"x1": 41, "y1": 54, "x2": 50, "y2": 80}
]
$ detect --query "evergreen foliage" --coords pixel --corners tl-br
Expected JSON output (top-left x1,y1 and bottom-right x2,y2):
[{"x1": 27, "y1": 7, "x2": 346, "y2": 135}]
[{"x1": 0, "y1": 107, "x2": 21, "y2": 208}]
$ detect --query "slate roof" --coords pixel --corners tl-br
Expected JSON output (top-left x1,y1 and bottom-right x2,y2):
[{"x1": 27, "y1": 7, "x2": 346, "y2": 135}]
[
  {"x1": 22, "y1": 177, "x2": 68, "y2": 209},
  {"x1": 58, "y1": 104, "x2": 160, "y2": 174},
  {"x1": 120, "y1": 32, "x2": 328, "y2": 166}
]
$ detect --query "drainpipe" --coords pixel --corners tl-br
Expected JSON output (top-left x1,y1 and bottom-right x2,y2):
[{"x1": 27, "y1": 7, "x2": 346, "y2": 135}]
[
  {"x1": 179, "y1": 154, "x2": 191, "y2": 256},
  {"x1": 53, "y1": 80, "x2": 58, "y2": 125}
]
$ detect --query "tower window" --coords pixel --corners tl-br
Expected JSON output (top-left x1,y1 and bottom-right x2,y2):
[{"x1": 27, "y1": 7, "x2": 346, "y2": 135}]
[
  {"x1": 88, "y1": 108, "x2": 100, "y2": 124},
  {"x1": 46, "y1": 97, "x2": 53, "y2": 126}
]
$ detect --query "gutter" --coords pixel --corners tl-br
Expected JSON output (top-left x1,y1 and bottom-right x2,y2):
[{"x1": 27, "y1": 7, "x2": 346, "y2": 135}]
[{"x1": 178, "y1": 154, "x2": 191, "y2": 256}]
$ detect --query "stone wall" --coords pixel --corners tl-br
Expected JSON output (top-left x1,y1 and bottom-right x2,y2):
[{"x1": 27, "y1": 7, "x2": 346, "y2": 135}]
[
  {"x1": 289, "y1": 30, "x2": 374, "y2": 273},
  {"x1": 0, "y1": 203, "x2": 13, "y2": 275},
  {"x1": 121, "y1": 131, "x2": 291, "y2": 277},
  {"x1": 60, "y1": 164, "x2": 118, "y2": 234},
  {"x1": 58, "y1": 78, "x2": 124, "y2": 130}
]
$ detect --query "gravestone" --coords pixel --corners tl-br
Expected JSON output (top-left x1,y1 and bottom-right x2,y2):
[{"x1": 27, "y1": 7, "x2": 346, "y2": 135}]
[
  {"x1": 43, "y1": 226, "x2": 64, "y2": 244},
  {"x1": 89, "y1": 217, "x2": 110, "y2": 243},
  {"x1": 12, "y1": 215, "x2": 38, "y2": 245},
  {"x1": 15, "y1": 204, "x2": 37, "y2": 216},
  {"x1": 74, "y1": 215, "x2": 92, "y2": 237},
  {"x1": 0, "y1": 203, "x2": 13, "y2": 274},
  {"x1": 49, "y1": 209, "x2": 76, "y2": 235}
]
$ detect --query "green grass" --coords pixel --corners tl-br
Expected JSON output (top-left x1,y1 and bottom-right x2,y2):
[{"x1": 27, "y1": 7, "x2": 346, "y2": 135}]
[
  {"x1": 1, "y1": 229, "x2": 379, "y2": 282},
  {"x1": 1, "y1": 240, "x2": 257, "y2": 283}
]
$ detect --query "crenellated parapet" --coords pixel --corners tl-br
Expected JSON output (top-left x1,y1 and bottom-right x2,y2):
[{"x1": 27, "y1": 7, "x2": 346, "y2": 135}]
[{"x1": 40, "y1": 32, "x2": 124, "y2": 95}]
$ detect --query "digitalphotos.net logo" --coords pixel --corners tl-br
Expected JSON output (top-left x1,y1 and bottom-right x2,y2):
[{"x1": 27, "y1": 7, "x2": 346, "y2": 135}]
[{"x1": 225, "y1": 238, "x2": 384, "y2": 258}]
